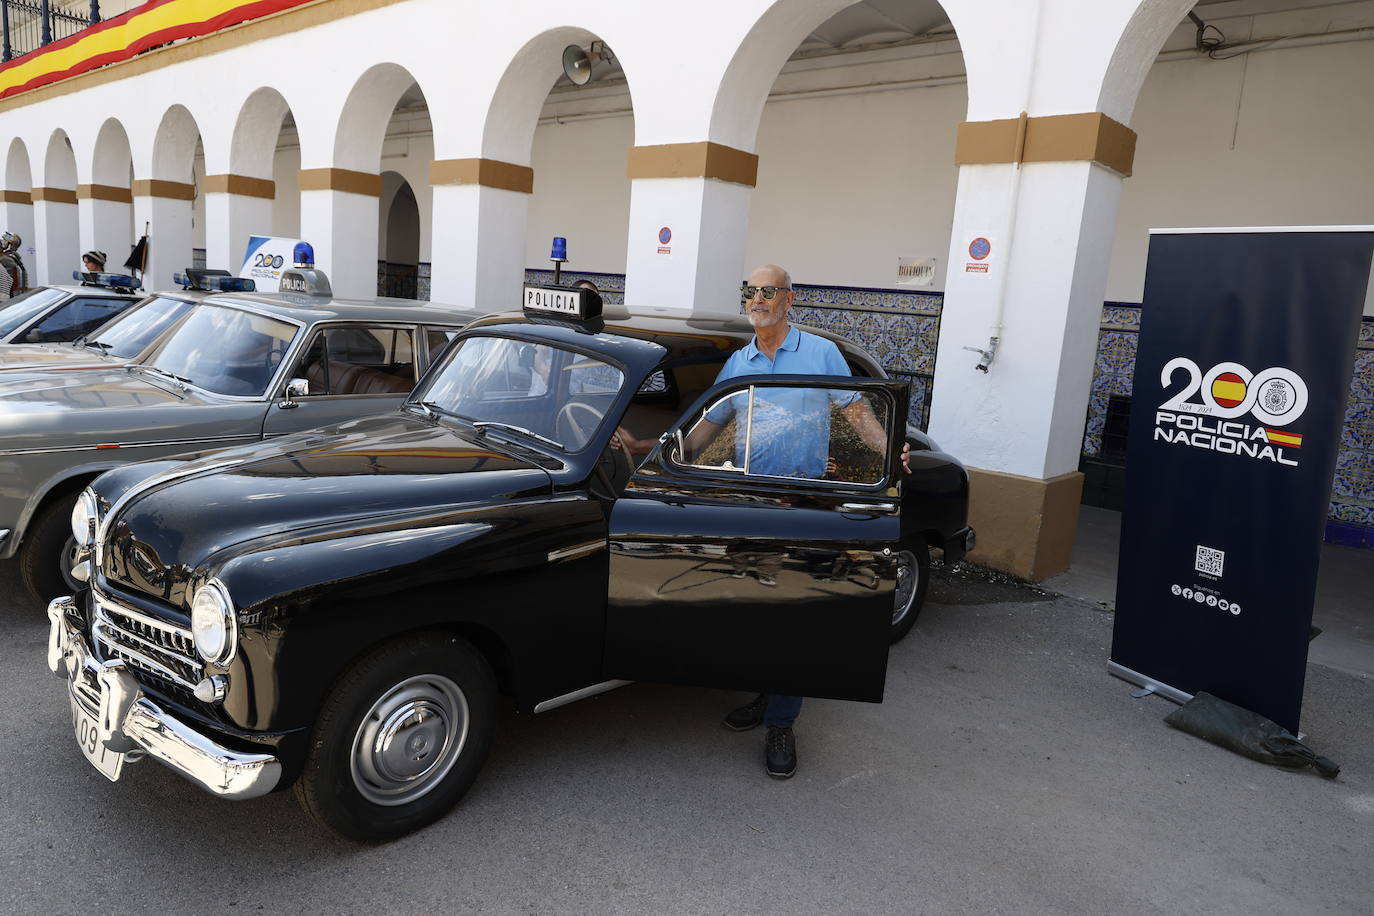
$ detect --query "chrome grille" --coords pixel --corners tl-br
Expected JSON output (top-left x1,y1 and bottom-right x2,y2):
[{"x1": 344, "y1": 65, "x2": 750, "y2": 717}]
[{"x1": 92, "y1": 592, "x2": 203, "y2": 691}]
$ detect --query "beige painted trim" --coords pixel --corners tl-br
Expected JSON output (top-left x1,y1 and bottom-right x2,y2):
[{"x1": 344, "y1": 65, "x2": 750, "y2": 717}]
[
  {"x1": 964, "y1": 468, "x2": 1084, "y2": 582},
  {"x1": 204, "y1": 174, "x2": 276, "y2": 199},
  {"x1": 31, "y1": 187, "x2": 77, "y2": 204},
  {"x1": 955, "y1": 112, "x2": 1137, "y2": 177},
  {"x1": 0, "y1": 0, "x2": 416, "y2": 114},
  {"x1": 2, "y1": 190, "x2": 32, "y2": 205},
  {"x1": 132, "y1": 179, "x2": 195, "y2": 200},
  {"x1": 429, "y1": 158, "x2": 534, "y2": 194},
  {"x1": 298, "y1": 167, "x2": 381, "y2": 197},
  {"x1": 627, "y1": 142, "x2": 760, "y2": 187},
  {"x1": 77, "y1": 183, "x2": 133, "y2": 203}
]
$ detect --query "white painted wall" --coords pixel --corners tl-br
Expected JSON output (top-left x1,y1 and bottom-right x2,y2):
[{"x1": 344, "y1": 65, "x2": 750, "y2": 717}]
[
  {"x1": 525, "y1": 32, "x2": 1373, "y2": 306},
  {"x1": 525, "y1": 115, "x2": 634, "y2": 274}
]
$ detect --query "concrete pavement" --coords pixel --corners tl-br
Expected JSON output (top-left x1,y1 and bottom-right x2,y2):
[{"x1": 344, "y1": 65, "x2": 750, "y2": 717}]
[{"x1": 2, "y1": 558, "x2": 1371, "y2": 915}]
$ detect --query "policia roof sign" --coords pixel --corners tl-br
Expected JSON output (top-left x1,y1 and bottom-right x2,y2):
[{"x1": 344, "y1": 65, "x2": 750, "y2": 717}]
[
  {"x1": 1109, "y1": 226, "x2": 1374, "y2": 735},
  {"x1": 523, "y1": 285, "x2": 601, "y2": 320}
]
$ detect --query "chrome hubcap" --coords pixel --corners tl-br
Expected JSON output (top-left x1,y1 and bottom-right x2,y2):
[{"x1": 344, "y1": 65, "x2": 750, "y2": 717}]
[
  {"x1": 892, "y1": 550, "x2": 919, "y2": 626},
  {"x1": 350, "y1": 675, "x2": 468, "y2": 806},
  {"x1": 60, "y1": 536, "x2": 83, "y2": 591}
]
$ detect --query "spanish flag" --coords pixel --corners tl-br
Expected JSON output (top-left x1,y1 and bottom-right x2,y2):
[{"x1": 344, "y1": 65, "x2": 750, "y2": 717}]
[
  {"x1": 0, "y1": 0, "x2": 312, "y2": 101},
  {"x1": 1265, "y1": 428, "x2": 1303, "y2": 449}
]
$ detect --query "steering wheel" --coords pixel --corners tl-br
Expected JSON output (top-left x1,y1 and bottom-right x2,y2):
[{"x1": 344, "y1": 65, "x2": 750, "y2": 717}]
[{"x1": 556, "y1": 401, "x2": 605, "y2": 447}]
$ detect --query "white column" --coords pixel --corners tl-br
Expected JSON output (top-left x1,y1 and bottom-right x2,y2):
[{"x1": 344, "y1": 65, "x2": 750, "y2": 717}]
[
  {"x1": 77, "y1": 196, "x2": 132, "y2": 266},
  {"x1": 623, "y1": 177, "x2": 751, "y2": 314},
  {"x1": 429, "y1": 183, "x2": 527, "y2": 311},
  {"x1": 133, "y1": 194, "x2": 193, "y2": 292},
  {"x1": 33, "y1": 197, "x2": 78, "y2": 286},
  {"x1": 205, "y1": 192, "x2": 273, "y2": 274},
  {"x1": 2, "y1": 198, "x2": 34, "y2": 286},
  {"x1": 929, "y1": 160, "x2": 1122, "y2": 479},
  {"x1": 299, "y1": 188, "x2": 378, "y2": 299}
]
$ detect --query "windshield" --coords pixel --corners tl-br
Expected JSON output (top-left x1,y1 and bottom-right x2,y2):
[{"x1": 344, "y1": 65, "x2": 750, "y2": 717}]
[
  {"x1": 87, "y1": 295, "x2": 195, "y2": 358},
  {"x1": 142, "y1": 303, "x2": 297, "y2": 396},
  {"x1": 0, "y1": 287, "x2": 66, "y2": 338},
  {"x1": 416, "y1": 335, "x2": 625, "y2": 452}
]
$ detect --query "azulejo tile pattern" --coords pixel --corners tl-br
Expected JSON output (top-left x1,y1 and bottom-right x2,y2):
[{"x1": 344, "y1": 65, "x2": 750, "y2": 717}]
[
  {"x1": 523, "y1": 269, "x2": 626, "y2": 306},
  {"x1": 1083, "y1": 302, "x2": 1374, "y2": 547}
]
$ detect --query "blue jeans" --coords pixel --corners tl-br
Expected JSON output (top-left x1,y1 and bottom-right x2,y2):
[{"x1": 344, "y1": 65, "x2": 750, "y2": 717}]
[{"x1": 765, "y1": 694, "x2": 803, "y2": 729}]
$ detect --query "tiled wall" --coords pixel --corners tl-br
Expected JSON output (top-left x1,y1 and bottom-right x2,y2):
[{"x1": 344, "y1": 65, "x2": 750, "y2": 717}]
[{"x1": 1083, "y1": 305, "x2": 1374, "y2": 548}]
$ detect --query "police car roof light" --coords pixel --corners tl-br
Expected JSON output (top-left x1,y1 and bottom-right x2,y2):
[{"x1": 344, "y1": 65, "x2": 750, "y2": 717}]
[
  {"x1": 292, "y1": 242, "x2": 314, "y2": 269},
  {"x1": 176, "y1": 267, "x2": 231, "y2": 290},
  {"x1": 73, "y1": 270, "x2": 140, "y2": 291},
  {"x1": 208, "y1": 276, "x2": 256, "y2": 292}
]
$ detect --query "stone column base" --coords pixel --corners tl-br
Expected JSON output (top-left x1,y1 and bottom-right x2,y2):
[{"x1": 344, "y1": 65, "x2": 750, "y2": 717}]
[{"x1": 965, "y1": 468, "x2": 1084, "y2": 582}]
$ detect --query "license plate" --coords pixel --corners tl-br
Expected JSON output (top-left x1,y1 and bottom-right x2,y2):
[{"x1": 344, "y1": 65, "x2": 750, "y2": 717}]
[{"x1": 70, "y1": 697, "x2": 124, "y2": 781}]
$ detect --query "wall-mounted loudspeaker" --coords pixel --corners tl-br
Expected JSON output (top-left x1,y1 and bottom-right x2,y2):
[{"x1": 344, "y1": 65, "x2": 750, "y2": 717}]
[{"x1": 562, "y1": 41, "x2": 613, "y2": 87}]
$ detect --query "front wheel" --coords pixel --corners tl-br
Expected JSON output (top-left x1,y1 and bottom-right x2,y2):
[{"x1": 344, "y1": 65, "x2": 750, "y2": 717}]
[
  {"x1": 890, "y1": 544, "x2": 930, "y2": 644},
  {"x1": 18, "y1": 491, "x2": 83, "y2": 607},
  {"x1": 294, "y1": 632, "x2": 496, "y2": 842}
]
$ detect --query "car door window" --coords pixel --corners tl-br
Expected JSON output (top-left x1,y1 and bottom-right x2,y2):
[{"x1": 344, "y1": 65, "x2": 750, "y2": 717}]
[
  {"x1": 425, "y1": 328, "x2": 460, "y2": 364},
  {"x1": 25, "y1": 296, "x2": 133, "y2": 343},
  {"x1": 0, "y1": 287, "x2": 67, "y2": 337},
  {"x1": 674, "y1": 384, "x2": 891, "y2": 484},
  {"x1": 296, "y1": 326, "x2": 416, "y2": 396}
]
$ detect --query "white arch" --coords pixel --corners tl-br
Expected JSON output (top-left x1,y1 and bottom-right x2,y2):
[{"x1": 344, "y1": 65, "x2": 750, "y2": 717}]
[
  {"x1": 1099, "y1": 0, "x2": 1201, "y2": 123},
  {"x1": 149, "y1": 104, "x2": 202, "y2": 181},
  {"x1": 332, "y1": 62, "x2": 425, "y2": 174},
  {"x1": 6, "y1": 137, "x2": 32, "y2": 192},
  {"x1": 43, "y1": 129, "x2": 77, "y2": 190},
  {"x1": 228, "y1": 86, "x2": 293, "y2": 180},
  {"x1": 90, "y1": 118, "x2": 133, "y2": 188}
]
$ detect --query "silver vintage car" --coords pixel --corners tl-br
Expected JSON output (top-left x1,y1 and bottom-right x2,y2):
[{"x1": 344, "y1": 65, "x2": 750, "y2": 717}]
[
  {"x1": 0, "y1": 268, "x2": 486, "y2": 603},
  {"x1": 0, "y1": 270, "x2": 254, "y2": 375},
  {"x1": 0, "y1": 273, "x2": 145, "y2": 346}
]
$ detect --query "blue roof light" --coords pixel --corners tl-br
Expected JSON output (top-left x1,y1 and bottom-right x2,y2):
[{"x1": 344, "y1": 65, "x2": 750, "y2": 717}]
[
  {"x1": 550, "y1": 236, "x2": 567, "y2": 261},
  {"x1": 293, "y1": 242, "x2": 315, "y2": 269}
]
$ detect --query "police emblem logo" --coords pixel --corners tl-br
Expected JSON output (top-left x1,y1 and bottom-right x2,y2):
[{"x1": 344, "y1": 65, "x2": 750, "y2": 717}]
[{"x1": 1261, "y1": 378, "x2": 1296, "y2": 414}]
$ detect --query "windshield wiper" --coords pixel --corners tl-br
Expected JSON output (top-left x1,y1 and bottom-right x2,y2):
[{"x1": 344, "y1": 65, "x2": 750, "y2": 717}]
[
  {"x1": 83, "y1": 340, "x2": 113, "y2": 353},
  {"x1": 472, "y1": 421, "x2": 563, "y2": 451},
  {"x1": 129, "y1": 364, "x2": 191, "y2": 392},
  {"x1": 406, "y1": 400, "x2": 445, "y2": 422}
]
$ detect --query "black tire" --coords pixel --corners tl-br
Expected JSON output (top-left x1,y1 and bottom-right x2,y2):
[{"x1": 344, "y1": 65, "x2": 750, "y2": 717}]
[
  {"x1": 890, "y1": 543, "x2": 931, "y2": 644},
  {"x1": 18, "y1": 491, "x2": 82, "y2": 607},
  {"x1": 294, "y1": 632, "x2": 496, "y2": 842}
]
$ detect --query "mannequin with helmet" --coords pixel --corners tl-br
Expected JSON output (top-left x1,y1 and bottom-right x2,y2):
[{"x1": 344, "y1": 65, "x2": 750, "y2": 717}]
[{"x1": 0, "y1": 231, "x2": 27, "y2": 299}]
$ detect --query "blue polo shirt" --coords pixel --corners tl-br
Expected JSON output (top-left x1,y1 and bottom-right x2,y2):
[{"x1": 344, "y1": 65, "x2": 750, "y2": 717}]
[{"x1": 705, "y1": 325, "x2": 857, "y2": 478}]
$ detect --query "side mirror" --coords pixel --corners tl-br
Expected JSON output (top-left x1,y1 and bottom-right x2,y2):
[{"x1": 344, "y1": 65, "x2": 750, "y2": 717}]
[
  {"x1": 279, "y1": 377, "x2": 309, "y2": 408},
  {"x1": 25, "y1": 328, "x2": 42, "y2": 343}
]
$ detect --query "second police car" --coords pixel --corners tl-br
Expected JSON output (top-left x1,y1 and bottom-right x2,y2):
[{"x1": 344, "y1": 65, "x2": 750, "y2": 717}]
[
  {"x1": 47, "y1": 285, "x2": 974, "y2": 842},
  {"x1": 2, "y1": 253, "x2": 486, "y2": 603}
]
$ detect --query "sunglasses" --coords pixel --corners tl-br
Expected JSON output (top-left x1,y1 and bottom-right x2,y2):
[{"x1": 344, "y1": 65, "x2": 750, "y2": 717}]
[{"x1": 740, "y1": 285, "x2": 792, "y2": 300}]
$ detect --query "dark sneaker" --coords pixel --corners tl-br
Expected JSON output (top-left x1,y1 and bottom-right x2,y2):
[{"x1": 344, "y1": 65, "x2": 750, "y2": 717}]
[
  {"x1": 765, "y1": 727, "x2": 797, "y2": 779},
  {"x1": 723, "y1": 693, "x2": 767, "y2": 731}
]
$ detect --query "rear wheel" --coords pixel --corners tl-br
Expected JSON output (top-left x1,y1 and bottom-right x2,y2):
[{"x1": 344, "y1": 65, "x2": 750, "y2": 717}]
[
  {"x1": 18, "y1": 491, "x2": 83, "y2": 607},
  {"x1": 294, "y1": 632, "x2": 496, "y2": 842},
  {"x1": 890, "y1": 543, "x2": 930, "y2": 644}
]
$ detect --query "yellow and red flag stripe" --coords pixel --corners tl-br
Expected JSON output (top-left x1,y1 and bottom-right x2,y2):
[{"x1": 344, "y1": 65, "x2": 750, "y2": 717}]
[
  {"x1": 0, "y1": 0, "x2": 313, "y2": 101},
  {"x1": 1264, "y1": 428, "x2": 1303, "y2": 449}
]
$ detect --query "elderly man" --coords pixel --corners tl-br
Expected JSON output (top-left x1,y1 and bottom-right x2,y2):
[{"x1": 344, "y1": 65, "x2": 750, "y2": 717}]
[{"x1": 620, "y1": 263, "x2": 908, "y2": 778}]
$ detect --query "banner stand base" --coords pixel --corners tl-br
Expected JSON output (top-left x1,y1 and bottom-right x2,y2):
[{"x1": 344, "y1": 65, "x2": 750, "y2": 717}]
[{"x1": 1108, "y1": 661, "x2": 1194, "y2": 707}]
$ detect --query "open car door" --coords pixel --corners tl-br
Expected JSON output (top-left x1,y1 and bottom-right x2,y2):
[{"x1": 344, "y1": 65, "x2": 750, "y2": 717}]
[{"x1": 605, "y1": 375, "x2": 909, "y2": 703}]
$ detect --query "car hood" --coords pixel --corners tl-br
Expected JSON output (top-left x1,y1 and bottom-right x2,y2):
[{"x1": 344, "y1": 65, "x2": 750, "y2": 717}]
[
  {"x1": 0, "y1": 342, "x2": 115, "y2": 372},
  {"x1": 0, "y1": 368, "x2": 248, "y2": 451},
  {"x1": 99, "y1": 413, "x2": 555, "y2": 606}
]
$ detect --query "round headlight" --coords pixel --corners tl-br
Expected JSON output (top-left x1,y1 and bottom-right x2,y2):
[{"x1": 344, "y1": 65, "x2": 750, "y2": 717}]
[
  {"x1": 190, "y1": 580, "x2": 237, "y2": 666},
  {"x1": 70, "y1": 489, "x2": 98, "y2": 546}
]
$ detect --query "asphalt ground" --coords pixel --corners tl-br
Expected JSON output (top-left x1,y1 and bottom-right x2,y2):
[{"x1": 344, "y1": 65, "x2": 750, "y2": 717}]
[{"x1": 2, "y1": 560, "x2": 1371, "y2": 916}]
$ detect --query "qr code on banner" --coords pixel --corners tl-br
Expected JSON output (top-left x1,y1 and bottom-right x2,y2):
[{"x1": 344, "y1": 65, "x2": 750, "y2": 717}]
[{"x1": 1195, "y1": 545, "x2": 1225, "y2": 577}]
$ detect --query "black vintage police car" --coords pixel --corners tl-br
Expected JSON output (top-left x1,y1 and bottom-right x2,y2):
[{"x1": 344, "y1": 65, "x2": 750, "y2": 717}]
[{"x1": 47, "y1": 288, "x2": 973, "y2": 841}]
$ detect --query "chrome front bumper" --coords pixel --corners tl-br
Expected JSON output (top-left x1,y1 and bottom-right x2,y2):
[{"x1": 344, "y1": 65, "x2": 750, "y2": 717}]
[{"x1": 47, "y1": 595, "x2": 281, "y2": 800}]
